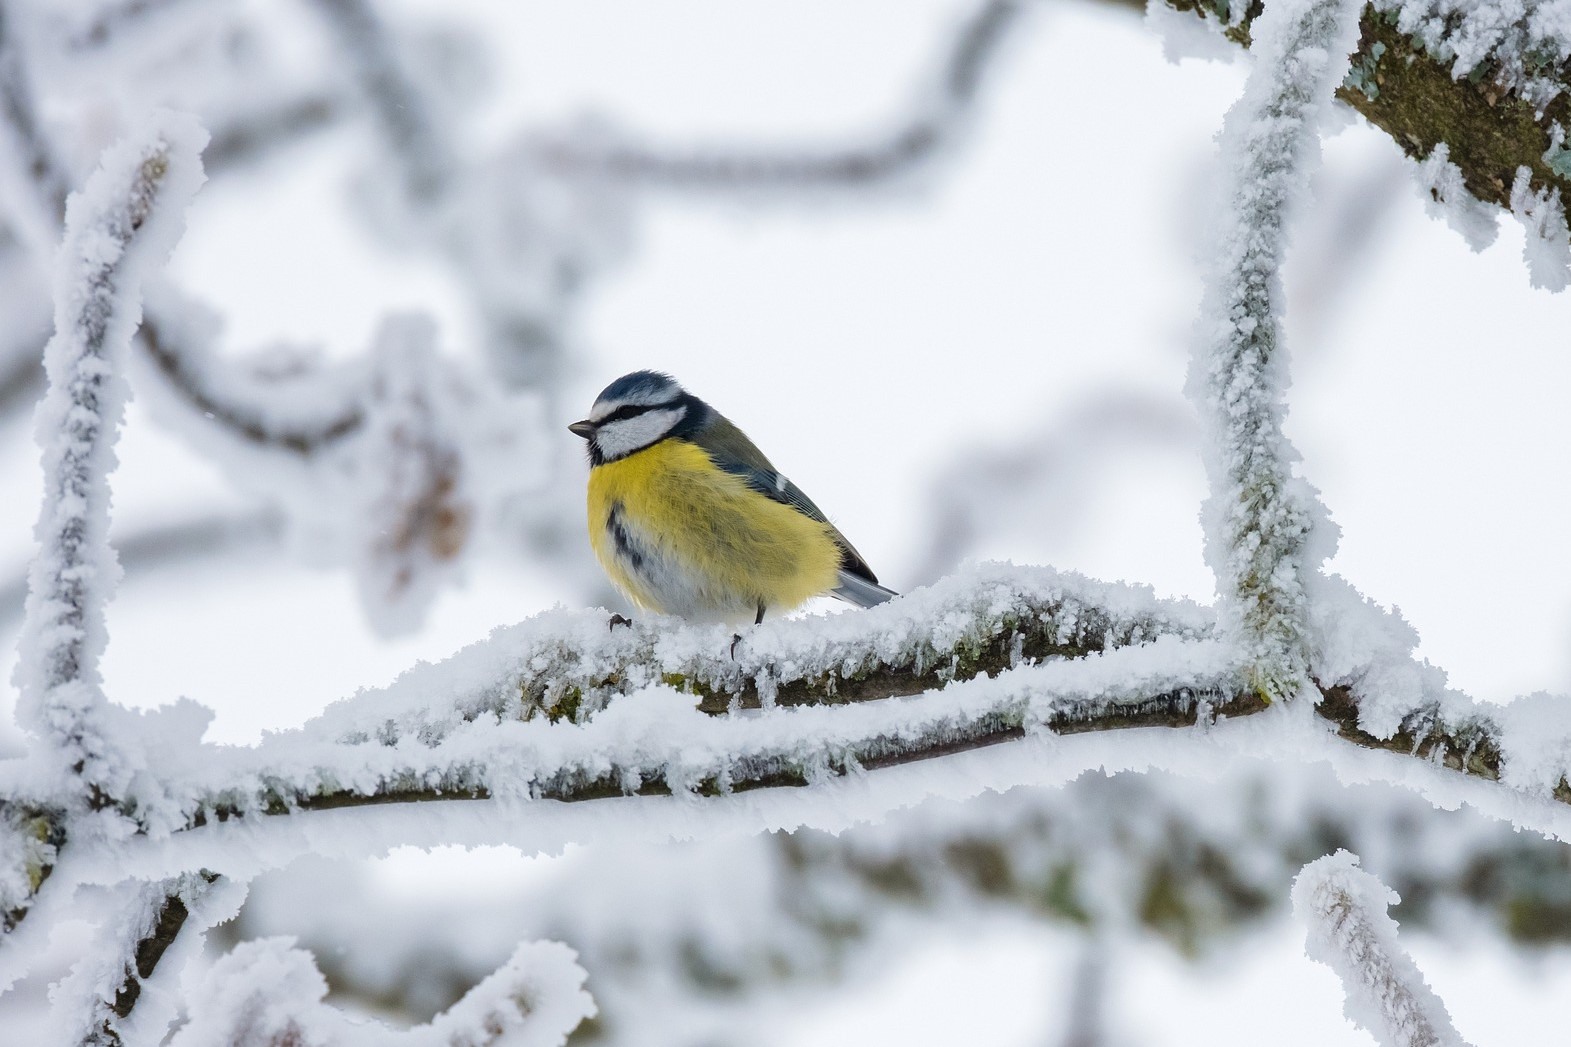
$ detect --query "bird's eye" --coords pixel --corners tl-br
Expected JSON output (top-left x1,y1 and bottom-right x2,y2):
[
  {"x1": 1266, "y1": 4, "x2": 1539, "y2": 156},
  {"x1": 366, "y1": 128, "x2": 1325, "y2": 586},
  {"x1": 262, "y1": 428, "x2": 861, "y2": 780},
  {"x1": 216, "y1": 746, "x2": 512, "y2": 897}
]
[{"x1": 597, "y1": 402, "x2": 671, "y2": 425}]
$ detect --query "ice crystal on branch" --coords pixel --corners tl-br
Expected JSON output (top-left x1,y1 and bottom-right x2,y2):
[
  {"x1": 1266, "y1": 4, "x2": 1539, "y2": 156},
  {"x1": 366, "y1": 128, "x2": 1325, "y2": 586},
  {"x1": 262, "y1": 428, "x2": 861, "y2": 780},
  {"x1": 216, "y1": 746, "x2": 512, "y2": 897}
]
[
  {"x1": 14, "y1": 110, "x2": 207, "y2": 804},
  {"x1": 1189, "y1": 0, "x2": 1358, "y2": 700},
  {"x1": 1294, "y1": 851, "x2": 1474, "y2": 1047},
  {"x1": 1416, "y1": 143, "x2": 1498, "y2": 251},
  {"x1": 1508, "y1": 165, "x2": 1571, "y2": 290}
]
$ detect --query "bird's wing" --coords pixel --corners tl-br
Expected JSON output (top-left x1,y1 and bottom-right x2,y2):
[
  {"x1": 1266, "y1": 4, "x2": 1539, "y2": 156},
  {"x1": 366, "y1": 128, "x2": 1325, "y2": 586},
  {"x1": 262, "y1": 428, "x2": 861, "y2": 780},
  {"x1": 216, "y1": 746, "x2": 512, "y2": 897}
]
[{"x1": 692, "y1": 416, "x2": 882, "y2": 586}]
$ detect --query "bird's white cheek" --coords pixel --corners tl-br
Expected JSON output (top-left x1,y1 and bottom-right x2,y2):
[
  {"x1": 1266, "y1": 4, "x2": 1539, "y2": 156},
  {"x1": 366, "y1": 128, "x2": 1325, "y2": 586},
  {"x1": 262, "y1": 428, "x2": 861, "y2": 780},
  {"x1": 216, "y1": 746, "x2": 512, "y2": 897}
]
[{"x1": 594, "y1": 407, "x2": 685, "y2": 459}]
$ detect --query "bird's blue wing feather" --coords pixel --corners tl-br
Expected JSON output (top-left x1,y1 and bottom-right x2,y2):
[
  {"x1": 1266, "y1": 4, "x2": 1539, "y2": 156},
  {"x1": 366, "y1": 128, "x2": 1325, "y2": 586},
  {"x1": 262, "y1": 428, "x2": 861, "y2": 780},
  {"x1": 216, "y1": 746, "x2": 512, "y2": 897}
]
[{"x1": 689, "y1": 417, "x2": 883, "y2": 586}]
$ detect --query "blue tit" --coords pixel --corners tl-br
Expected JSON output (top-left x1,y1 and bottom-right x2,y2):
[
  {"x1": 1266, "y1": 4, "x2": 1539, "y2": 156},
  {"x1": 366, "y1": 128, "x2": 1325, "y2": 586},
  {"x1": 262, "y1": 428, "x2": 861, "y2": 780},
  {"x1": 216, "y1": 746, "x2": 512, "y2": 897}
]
[{"x1": 569, "y1": 371, "x2": 897, "y2": 625}]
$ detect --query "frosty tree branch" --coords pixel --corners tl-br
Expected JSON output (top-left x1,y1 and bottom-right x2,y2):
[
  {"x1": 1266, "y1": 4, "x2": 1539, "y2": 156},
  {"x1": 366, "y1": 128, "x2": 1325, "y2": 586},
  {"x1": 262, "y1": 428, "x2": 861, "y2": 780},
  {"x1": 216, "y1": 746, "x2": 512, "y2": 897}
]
[
  {"x1": 1189, "y1": 0, "x2": 1357, "y2": 699},
  {"x1": 56, "y1": 872, "x2": 224, "y2": 1047},
  {"x1": 1160, "y1": 0, "x2": 1571, "y2": 237},
  {"x1": 14, "y1": 113, "x2": 207, "y2": 807},
  {"x1": 1294, "y1": 852, "x2": 1475, "y2": 1047}
]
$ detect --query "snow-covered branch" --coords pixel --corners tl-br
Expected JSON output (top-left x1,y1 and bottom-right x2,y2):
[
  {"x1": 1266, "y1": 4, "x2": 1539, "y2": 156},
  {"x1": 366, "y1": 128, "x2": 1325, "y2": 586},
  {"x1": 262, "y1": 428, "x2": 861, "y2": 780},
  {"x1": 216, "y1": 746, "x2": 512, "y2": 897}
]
[
  {"x1": 18, "y1": 564, "x2": 1565, "y2": 849},
  {"x1": 234, "y1": 762, "x2": 1571, "y2": 1042},
  {"x1": 14, "y1": 112, "x2": 207, "y2": 806},
  {"x1": 0, "y1": 802, "x2": 60, "y2": 933},
  {"x1": 1294, "y1": 851, "x2": 1474, "y2": 1047},
  {"x1": 141, "y1": 596, "x2": 1243, "y2": 832},
  {"x1": 1158, "y1": 0, "x2": 1571, "y2": 285},
  {"x1": 53, "y1": 871, "x2": 226, "y2": 1047},
  {"x1": 1189, "y1": 0, "x2": 1358, "y2": 700},
  {"x1": 170, "y1": 938, "x2": 593, "y2": 1047},
  {"x1": 530, "y1": 0, "x2": 1027, "y2": 193}
]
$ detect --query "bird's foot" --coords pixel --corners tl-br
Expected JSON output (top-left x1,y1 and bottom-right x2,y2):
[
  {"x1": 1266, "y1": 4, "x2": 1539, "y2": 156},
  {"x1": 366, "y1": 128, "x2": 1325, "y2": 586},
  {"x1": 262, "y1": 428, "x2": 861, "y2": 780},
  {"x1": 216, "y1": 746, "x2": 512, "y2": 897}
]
[
  {"x1": 608, "y1": 613, "x2": 633, "y2": 631},
  {"x1": 730, "y1": 633, "x2": 744, "y2": 660}
]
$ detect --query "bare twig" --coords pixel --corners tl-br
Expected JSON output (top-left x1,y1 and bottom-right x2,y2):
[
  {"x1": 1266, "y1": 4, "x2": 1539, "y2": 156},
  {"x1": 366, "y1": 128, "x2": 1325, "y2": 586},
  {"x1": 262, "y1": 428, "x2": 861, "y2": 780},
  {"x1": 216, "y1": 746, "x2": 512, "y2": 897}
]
[
  {"x1": 137, "y1": 313, "x2": 365, "y2": 453},
  {"x1": 531, "y1": 0, "x2": 1028, "y2": 191},
  {"x1": 308, "y1": 0, "x2": 453, "y2": 202},
  {"x1": 0, "y1": 3, "x2": 73, "y2": 243},
  {"x1": 203, "y1": 91, "x2": 345, "y2": 174}
]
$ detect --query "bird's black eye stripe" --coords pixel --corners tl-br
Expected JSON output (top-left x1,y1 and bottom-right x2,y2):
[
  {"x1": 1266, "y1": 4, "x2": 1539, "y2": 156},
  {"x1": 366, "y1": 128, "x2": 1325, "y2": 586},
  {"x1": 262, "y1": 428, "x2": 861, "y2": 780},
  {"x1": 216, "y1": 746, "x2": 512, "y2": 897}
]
[{"x1": 597, "y1": 401, "x2": 679, "y2": 426}]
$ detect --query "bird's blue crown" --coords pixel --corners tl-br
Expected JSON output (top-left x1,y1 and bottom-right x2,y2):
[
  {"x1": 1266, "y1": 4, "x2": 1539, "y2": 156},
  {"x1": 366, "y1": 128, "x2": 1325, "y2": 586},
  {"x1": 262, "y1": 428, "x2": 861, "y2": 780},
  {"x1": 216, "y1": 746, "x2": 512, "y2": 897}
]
[{"x1": 594, "y1": 370, "x2": 682, "y2": 407}]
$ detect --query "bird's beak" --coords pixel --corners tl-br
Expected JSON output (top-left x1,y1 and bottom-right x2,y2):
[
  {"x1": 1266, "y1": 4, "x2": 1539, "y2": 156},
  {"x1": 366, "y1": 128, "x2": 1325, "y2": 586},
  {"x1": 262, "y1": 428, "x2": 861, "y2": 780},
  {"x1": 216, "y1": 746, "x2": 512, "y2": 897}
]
[{"x1": 568, "y1": 420, "x2": 596, "y2": 439}]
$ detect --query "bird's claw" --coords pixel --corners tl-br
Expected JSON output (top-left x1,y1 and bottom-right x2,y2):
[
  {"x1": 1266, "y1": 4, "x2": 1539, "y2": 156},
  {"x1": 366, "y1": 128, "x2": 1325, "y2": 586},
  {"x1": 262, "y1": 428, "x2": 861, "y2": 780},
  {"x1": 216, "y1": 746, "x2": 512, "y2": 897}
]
[
  {"x1": 608, "y1": 613, "x2": 633, "y2": 631},
  {"x1": 730, "y1": 633, "x2": 743, "y2": 660}
]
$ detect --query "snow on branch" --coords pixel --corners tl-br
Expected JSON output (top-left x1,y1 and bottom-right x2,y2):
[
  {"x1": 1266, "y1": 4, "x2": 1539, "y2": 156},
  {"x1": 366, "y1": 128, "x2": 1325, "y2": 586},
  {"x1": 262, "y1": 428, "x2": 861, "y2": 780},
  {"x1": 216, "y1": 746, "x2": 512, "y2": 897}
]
[
  {"x1": 1508, "y1": 165, "x2": 1571, "y2": 291},
  {"x1": 313, "y1": 563, "x2": 1218, "y2": 742},
  {"x1": 51, "y1": 871, "x2": 232, "y2": 1047},
  {"x1": 170, "y1": 939, "x2": 594, "y2": 1047},
  {"x1": 13, "y1": 566, "x2": 1231, "y2": 839},
  {"x1": 0, "y1": 803, "x2": 61, "y2": 933},
  {"x1": 31, "y1": 563, "x2": 1567, "y2": 852},
  {"x1": 153, "y1": 637, "x2": 1246, "y2": 836},
  {"x1": 13, "y1": 112, "x2": 207, "y2": 806},
  {"x1": 528, "y1": 0, "x2": 1027, "y2": 193},
  {"x1": 1293, "y1": 851, "x2": 1474, "y2": 1047},
  {"x1": 1189, "y1": 0, "x2": 1358, "y2": 701}
]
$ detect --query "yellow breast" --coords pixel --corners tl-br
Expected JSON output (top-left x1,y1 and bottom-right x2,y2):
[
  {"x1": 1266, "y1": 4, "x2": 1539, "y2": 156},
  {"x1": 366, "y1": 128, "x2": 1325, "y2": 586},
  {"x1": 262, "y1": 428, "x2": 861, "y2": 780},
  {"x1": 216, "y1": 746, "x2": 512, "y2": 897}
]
[{"x1": 586, "y1": 439, "x2": 843, "y2": 620}]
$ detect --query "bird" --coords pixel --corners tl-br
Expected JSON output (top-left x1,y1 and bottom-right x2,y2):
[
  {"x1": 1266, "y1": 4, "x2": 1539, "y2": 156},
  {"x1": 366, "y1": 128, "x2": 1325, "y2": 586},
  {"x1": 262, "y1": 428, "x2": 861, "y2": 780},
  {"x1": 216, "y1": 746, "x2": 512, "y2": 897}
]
[{"x1": 569, "y1": 370, "x2": 897, "y2": 626}]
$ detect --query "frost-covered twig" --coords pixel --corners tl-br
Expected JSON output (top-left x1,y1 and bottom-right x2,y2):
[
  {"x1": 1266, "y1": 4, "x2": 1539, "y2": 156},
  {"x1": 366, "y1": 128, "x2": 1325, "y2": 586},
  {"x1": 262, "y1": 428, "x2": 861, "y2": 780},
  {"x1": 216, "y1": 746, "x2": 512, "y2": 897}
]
[
  {"x1": 14, "y1": 113, "x2": 207, "y2": 805},
  {"x1": 1189, "y1": 0, "x2": 1358, "y2": 700},
  {"x1": 169, "y1": 938, "x2": 594, "y2": 1047},
  {"x1": 53, "y1": 871, "x2": 226, "y2": 1047},
  {"x1": 1293, "y1": 851, "x2": 1474, "y2": 1047},
  {"x1": 45, "y1": 563, "x2": 1571, "y2": 840},
  {"x1": 531, "y1": 0, "x2": 1026, "y2": 192}
]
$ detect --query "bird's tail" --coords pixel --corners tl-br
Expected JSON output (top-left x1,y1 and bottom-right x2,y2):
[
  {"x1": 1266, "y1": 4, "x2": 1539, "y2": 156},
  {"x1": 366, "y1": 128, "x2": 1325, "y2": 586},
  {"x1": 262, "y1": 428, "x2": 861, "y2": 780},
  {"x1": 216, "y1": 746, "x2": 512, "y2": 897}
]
[{"x1": 833, "y1": 570, "x2": 898, "y2": 608}]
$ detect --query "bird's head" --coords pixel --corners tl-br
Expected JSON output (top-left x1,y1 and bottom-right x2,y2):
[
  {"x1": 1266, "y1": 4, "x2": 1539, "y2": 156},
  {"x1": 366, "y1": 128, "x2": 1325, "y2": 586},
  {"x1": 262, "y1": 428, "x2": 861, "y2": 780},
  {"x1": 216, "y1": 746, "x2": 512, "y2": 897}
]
[{"x1": 569, "y1": 370, "x2": 707, "y2": 463}]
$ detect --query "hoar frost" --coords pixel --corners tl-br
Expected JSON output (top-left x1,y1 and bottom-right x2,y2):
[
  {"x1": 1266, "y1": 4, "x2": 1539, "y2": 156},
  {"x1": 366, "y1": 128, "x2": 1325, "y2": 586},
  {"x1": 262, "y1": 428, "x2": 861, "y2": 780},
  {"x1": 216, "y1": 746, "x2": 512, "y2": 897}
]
[
  {"x1": 13, "y1": 111, "x2": 208, "y2": 804},
  {"x1": 1294, "y1": 851, "x2": 1474, "y2": 1047},
  {"x1": 1189, "y1": 0, "x2": 1359, "y2": 700}
]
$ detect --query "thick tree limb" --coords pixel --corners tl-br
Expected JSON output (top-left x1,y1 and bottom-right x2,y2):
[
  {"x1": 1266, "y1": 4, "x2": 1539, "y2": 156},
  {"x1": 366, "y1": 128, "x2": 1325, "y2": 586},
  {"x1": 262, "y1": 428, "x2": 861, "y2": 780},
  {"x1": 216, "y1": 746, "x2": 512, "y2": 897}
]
[{"x1": 1164, "y1": 0, "x2": 1571, "y2": 213}]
